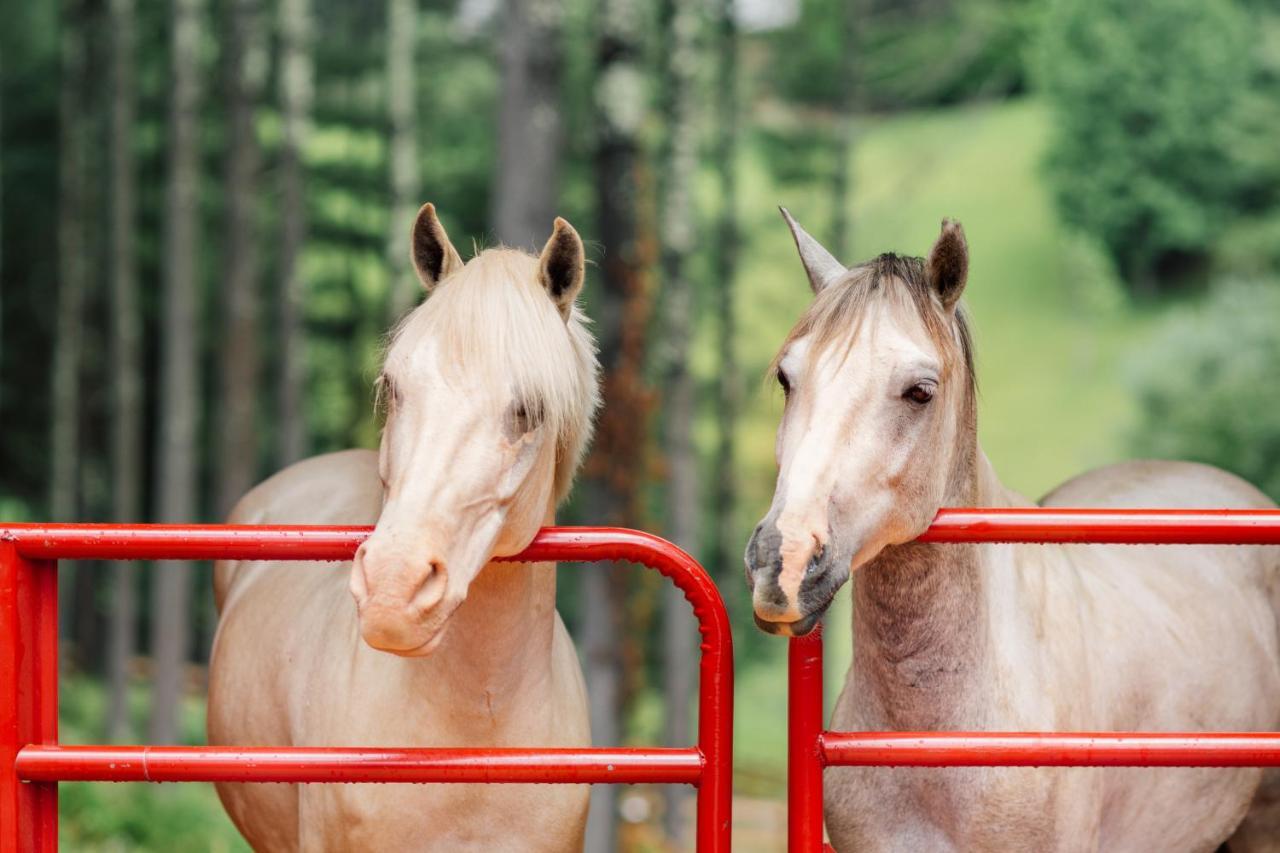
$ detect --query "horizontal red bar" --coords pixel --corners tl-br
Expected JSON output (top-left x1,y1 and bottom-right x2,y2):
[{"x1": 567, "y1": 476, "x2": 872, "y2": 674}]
[
  {"x1": 821, "y1": 732, "x2": 1280, "y2": 767},
  {"x1": 15, "y1": 745, "x2": 704, "y2": 785},
  {"x1": 5, "y1": 510, "x2": 1280, "y2": 562},
  {"x1": 0, "y1": 525, "x2": 694, "y2": 564},
  {"x1": 2, "y1": 523, "x2": 368, "y2": 561},
  {"x1": 919, "y1": 508, "x2": 1280, "y2": 545}
]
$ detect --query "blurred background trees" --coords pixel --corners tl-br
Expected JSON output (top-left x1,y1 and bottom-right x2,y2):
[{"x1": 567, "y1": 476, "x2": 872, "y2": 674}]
[
  {"x1": 1038, "y1": 0, "x2": 1257, "y2": 294},
  {"x1": 1129, "y1": 281, "x2": 1280, "y2": 501},
  {"x1": 1, "y1": 0, "x2": 1279, "y2": 848}
]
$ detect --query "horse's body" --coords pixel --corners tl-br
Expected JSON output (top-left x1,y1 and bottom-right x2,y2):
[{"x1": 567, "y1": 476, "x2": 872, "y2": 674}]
[
  {"x1": 209, "y1": 205, "x2": 598, "y2": 851},
  {"x1": 830, "y1": 458, "x2": 1280, "y2": 852},
  {"x1": 747, "y1": 212, "x2": 1280, "y2": 851},
  {"x1": 209, "y1": 451, "x2": 589, "y2": 851}
]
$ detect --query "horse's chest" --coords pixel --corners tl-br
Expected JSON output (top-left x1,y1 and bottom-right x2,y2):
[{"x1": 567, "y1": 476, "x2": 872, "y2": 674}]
[
  {"x1": 302, "y1": 781, "x2": 586, "y2": 852},
  {"x1": 824, "y1": 765, "x2": 1072, "y2": 852}
]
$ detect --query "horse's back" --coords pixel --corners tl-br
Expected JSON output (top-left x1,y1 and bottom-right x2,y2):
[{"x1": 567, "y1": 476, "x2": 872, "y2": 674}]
[
  {"x1": 1040, "y1": 459, "x2": 1275, "y2": 511},
  {"x1": 1039, "y1": 457, "x2": 1279, "y2": 624},
  {"x1": 1038, "y1": 459, "x2": 1279, "y2": 694},
  {"x1": 214, "y1": 448, "x2": 382, "y2": 610}
]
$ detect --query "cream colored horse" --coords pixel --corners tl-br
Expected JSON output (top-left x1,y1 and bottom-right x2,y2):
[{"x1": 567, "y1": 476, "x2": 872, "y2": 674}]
[
  {"x1": 208, "y1": 204, "x2": 600, "y2": 851},
  {"x1": 746, "y1": 210, "x2": 1280, "y2": 851}
]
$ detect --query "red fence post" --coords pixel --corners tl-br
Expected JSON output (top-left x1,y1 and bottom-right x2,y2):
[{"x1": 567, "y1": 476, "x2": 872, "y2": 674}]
[
  {"x1": 789, "y1": 625, "x2": 825, "y2": 852},
  {"x1": 0, "y1": 543, "x2": 58, "y2": 851}
]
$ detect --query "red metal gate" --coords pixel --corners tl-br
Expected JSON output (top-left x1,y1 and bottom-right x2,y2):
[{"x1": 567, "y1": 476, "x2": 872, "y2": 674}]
[
  {"x1": 788, "y1": 507, "x2": 1280, "y2": 852},
  {"x1": 0, "y1": 524, "x2": 733, "y2": 852}
]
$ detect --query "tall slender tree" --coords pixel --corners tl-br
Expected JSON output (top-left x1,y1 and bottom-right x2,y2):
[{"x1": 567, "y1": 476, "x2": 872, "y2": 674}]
[
  {"x1": 106, "y1": 0, "x2": 141, "y2": 741},
  {"x1": 149, "y1": 0, "x2": 205, "y2": 745},
  {"x1": 708, "y1": 0, "x2": 739, "y2": 584},
  {"x1": 216, "y1": 0, "x2": 268, "y2": 520},
  {"x1": 656, "y1": 0, "x2": 700, "y2": 841},
  {"x1": 51, "y1": 0, "x2": 87, "y2": 527},
  {"x1": 277, "y1": 0, "x2": 314, "y2": 465},
  {"x1": 492, "y1": 0, "x2": 564, "y2": 249},
  {"x1": 52, "y1": 0, "x2": 89, "y2": 653},
  {"x1": 581, "y1": 0, "x2": 651, "y2": 848},
  {"x1": 828, "y1": 0, "x2": 858, "y2": 261},
  {"x1": 0, "y1": 41, "x2": 4, "y2": 413},
  {"x1": 385, "y1": 0, "x2": 419, "y2": 320}
]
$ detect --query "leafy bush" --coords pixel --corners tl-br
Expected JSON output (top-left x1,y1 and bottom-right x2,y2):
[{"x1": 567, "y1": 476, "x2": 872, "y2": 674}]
[
  {"x1": 1129, "y1": 281, "x2": 1280, "y2": 500},
  {"x1": 1035, "y1": 0, "x2": 1257, "y2": 293},
  {"x1": 57, "y1": 677, "x2": 247, "y2": 852}
]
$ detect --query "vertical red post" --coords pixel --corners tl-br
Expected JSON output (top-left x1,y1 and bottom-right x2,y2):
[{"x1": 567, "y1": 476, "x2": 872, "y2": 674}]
[
  {"x1": 694, "y1": 610, "x2": 734, "y2": 852},
  {"x1": 789, "y1": 625, "x2": 825, "y2": 852},
  {"x1": 0, "y1": 544, "x2": 59, "y2": 851}
]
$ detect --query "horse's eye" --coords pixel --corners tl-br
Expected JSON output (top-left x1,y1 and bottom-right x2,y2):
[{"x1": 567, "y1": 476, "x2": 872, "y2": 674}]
[
  {"x1": 777, "y1": 370, "x2": 792, "y2": 397},
  {"x1": 508, "y1": 400, "x2": 545, "y2": 436},
  {"x1": 903, "y1": 384, "x2": 934, "y2": 405}
]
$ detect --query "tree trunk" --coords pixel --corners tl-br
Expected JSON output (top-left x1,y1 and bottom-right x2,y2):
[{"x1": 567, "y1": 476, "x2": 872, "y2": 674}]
[
  {"x1": 492, "y1": 0, "x2": 564, "y2": 250},
  {"x1": 52, "y1": 0, "x2": 89, "y2": 659},
  {"x1": 385, "y1": 0, "x2": 420, "y2": 321},
  {"x1": 829, "y1": 0, "x2": 858, "y2": 261},
  {"x1": 277, "y1": 0, "x2": 313, "y2": 466},
  {"x1": 106, "y1": 0, "x2": 141, "y2": 742},
  {"x1": 582, "y1": 1, "x2": 651, "y2": 848},
  {"x1": 708, "y1": 0, "x2": 739, "y2": 587},
  {"x1": 149, "y1": 0, "x2": 205, "y2": 746},
  {"x1": 217, "y1": 0, "x2": 267, "y2": 520},
  {"x1": 52, "y1": 0, "x2": 87, "y2": 528},
  {"x1": 656, "y1": 0, "x2": 699, "y2": 841},
  {"x1": 0, "y1": 40, "x2": 4, "y2": 415}
]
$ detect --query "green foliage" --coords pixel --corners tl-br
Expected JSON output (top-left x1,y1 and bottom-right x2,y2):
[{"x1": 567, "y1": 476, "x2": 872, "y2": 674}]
[
  {"x1": 1035, "y1": 0, "x2": 1257, "y2": 292},
  {"x1": 1128, "y1": 281, "x2": 1280, "y2": 500},
  {"x1": 58, "y1": 678, "x2": 247, "y2": 851},
  {"x1": 769, "y1": 0, "x2": 1039, "y2": 110},
  {"x1": 60, "y1": 783, "x2": 248, "y2": 853}
]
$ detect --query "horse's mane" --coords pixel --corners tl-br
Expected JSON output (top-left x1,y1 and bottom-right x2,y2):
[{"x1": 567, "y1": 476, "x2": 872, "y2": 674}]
[
  {"x1": 383, "y1": 248, "x2": 600, "y2": 502},
  {"x1": 770, "y1": 252, "x2": 976, "y2": 397}
]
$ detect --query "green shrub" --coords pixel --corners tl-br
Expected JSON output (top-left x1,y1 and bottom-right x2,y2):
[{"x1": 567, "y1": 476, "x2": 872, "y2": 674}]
[
  {"x1": 1036, "y1": 0, "x2": 1256, "y2": 293},
  {"x1": 1129, "y1": 281, "x2": 1280, "y2": 499},
  {"x1": 57, "y1": 677, "x2": 247, "y2": 852}
]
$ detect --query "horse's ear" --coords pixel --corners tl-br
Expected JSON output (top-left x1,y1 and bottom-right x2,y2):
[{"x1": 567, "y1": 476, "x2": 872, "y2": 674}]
[
  {"x1": 537, "y1": 217, "x2": 585, "y2": 319},
  {"x1": 926, "y1": 218, "x2": 968, "y2": 311},
  {"x1": 410, "y1": 203, "x2": 464, "y2": 291},
  {"x1": 780, "y1": 207, "x2": 846, "y2": 294}
]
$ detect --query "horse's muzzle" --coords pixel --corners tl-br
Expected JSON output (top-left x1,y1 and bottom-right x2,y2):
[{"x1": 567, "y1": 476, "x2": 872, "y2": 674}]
[{"x1": 745, "y1": 518, "x2": 846, "y2": 635}]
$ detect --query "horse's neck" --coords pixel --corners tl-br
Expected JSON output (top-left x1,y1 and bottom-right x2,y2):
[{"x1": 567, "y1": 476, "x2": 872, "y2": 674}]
[
  {"x1": 381, "y1": 531, "x2": 561, "y2": 726},
  {"x1": 432, "y1": 557, "x2": 559, "y2": 692},
  {"x1": 850, "y1": 446, "x2": 1022, "y2": 729}
]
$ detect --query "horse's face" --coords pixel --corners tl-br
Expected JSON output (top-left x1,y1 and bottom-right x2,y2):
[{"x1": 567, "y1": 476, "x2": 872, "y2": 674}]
[
  {"x1": 350, "y1": 204, "x2": 593, "y2": 657},
  {"x1": 745, "y1": 212, "x2": 972, "y2": 636}
]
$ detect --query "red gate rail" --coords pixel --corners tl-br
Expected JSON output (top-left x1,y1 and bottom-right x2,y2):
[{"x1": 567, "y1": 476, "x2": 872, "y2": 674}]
[
  {"x1": 789, "y1": 506, "x2": 1280, "y2": 852},
  {"x1": 819, "y1": 732, "x2": 1280, "y2": 767},
  {"x1": 0, "y1": 525, "x2": 733, "y2": 853},
  {"x1": 15, "y1": 746, "x2": 704, "y2": 784}
]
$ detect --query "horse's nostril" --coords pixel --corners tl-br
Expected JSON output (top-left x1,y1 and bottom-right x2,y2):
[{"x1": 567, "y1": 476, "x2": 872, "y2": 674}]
[
  {"x1": 409, "y1": 561, "x2": 447, "y2": 614},
  {"x1": 349, "y1": 550, "x2": 371, "y2": 603},
  {"x1": 806, "y1": 542, "x2": 826, "y2": 576}
]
